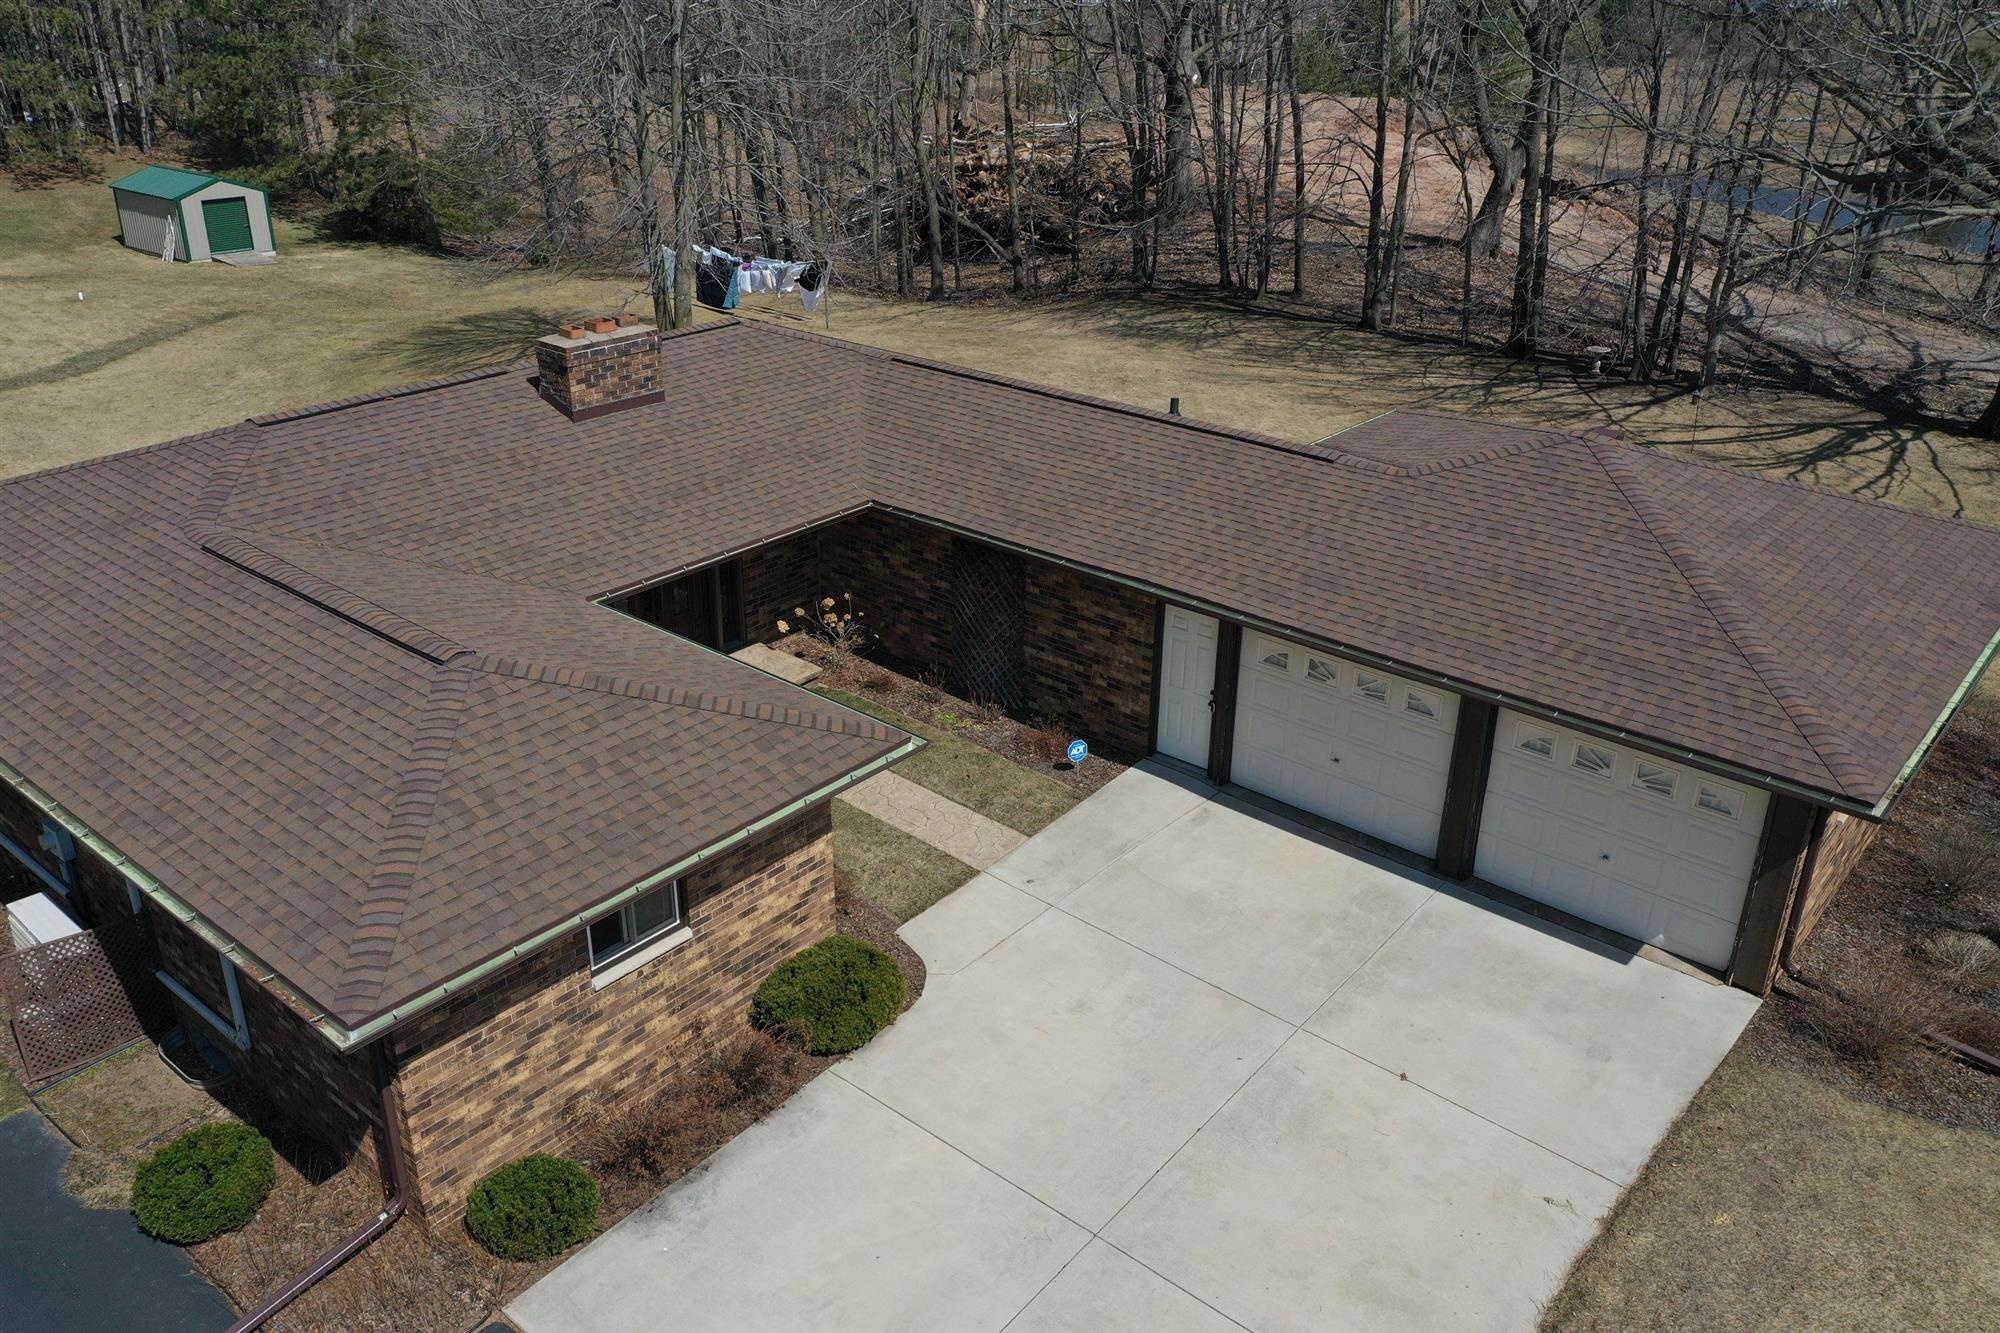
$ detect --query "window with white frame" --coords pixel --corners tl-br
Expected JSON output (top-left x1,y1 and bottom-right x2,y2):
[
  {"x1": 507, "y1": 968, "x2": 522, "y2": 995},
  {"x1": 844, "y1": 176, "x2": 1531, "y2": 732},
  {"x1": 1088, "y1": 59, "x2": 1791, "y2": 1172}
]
[
  {"x1": 1404, "y1": 688, "x2": 1440, "y2": 720},
  {"x1": 588, "y1": 881, "x2": 685, "y2": 969},
  {"x1": 1260, "y1": 649, "x2": 1291, "y2": 670},
  {"x1": 1305, "y1": 657, "x2": 1337, "y2": 685},
  {"x1": 1516, "y1": 724, "x2": 1556, "y2": 759},
  {"x1": 1354, "y1": 672, "x2": 1390, "y2": 704}
]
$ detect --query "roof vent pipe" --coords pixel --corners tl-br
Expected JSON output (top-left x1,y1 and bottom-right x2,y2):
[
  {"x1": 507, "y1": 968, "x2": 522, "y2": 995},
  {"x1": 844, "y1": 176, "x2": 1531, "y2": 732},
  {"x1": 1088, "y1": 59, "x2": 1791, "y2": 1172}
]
[{"x1": 1169, "y1": 397, "x2": 1181, "y2": 416}]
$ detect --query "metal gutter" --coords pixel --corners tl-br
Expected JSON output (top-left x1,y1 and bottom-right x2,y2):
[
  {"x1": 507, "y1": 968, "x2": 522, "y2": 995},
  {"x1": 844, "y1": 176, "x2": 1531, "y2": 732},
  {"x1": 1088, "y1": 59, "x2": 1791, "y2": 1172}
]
[
  {"x1": 0, "y1": 754, "x2": 320, "y2": 1020},
  {"x1": 6, "y1": 730, "x2": 920, "y2": 1052},
  {"x1": 592, "y1": 503, "x2": 872, "y2": 604},
  {"x1": 873, "y1": 503, "x2": 1883, "y2": 818},
  {"x1": 1866, "y1": 622, "x2": 2000, "y2": 819},
  {"x1": 318, "y1": 733, "x2": 922, "y2": 1049}
]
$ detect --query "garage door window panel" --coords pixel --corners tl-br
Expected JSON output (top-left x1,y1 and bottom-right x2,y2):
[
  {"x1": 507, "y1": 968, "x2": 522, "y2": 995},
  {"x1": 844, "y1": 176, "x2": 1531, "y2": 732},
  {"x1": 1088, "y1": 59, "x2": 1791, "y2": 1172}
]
[
  {"x1": 1476, "y1": 709, "x2": 1769, "y2": 968},
  {"x1": 1632, "y1": 761, "x2": 1678, "y2": 800},
  {"x1": 1570, "y1": 742, "x2": 1616, "y2": 779},
  {"x1": 1404, "y1": 689, "x2": 1441, "y2": 721},
  {"x1": 1695, "y1": 783, "x2": 1743, "y2": 820},
  {"x1": 1353, "y1": 672, "x2": 1390, "y2": 704}
]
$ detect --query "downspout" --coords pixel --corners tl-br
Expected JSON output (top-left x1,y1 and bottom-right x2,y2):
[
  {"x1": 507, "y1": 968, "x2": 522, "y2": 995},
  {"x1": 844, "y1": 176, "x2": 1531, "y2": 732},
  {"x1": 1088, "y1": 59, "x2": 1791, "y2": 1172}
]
[
  {"x1": 224, "y1": 1043, "x2": 410, "y2": 1333},
  {"x1": 1776, "y1": 811, "x2": 2000, "y2": 1078}
]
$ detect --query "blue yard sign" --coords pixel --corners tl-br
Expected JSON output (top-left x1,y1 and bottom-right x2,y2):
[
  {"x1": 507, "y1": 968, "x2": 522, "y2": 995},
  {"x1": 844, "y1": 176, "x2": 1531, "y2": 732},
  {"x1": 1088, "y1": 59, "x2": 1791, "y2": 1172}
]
[{"x1": 1066, "y1": 739, "x2": 1089, "y2": 765}]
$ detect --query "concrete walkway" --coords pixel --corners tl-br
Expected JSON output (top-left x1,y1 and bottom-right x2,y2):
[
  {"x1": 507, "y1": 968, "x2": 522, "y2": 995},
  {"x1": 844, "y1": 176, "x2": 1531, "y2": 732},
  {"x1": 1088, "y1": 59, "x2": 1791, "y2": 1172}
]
[
  {"x1": 838, "y1": 770, "x2": 1026, "y2": 870},
  {"x1": 0, "y1": 1112, "x2": 236, "y2": 1332},
  {"x1": 514, "y1": 762, "x2": 1757, "y2": 1333}
]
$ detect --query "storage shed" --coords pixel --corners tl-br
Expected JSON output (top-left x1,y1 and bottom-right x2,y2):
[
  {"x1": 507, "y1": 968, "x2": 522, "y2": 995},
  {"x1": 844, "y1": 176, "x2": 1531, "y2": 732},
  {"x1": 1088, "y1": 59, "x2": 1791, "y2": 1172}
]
[{"x1": 110, "y1": 166, "x2": 276, "y2": 264}]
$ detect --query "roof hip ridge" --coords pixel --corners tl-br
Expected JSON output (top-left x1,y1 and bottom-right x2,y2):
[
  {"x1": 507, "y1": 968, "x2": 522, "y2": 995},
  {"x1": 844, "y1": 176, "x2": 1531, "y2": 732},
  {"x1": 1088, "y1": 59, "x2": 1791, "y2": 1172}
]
[
  {"x1": 195, "y1": 530, "x2": 477, "y2": 665},
  {"x1": 1589, "y1": 438, "x2": 1875, "y2": 797},
  {"x1": 327, "y1": 661, "x2": 480, "y2": 1017},
  {"x1": 469, "y1": 654, "x2": 903, "y2": 742}
]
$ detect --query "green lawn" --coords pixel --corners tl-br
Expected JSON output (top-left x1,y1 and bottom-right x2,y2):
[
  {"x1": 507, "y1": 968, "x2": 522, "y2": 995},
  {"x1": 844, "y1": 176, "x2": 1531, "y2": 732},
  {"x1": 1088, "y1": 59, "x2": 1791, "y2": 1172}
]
[
  {"x1": 0, "y1": 1061, "x2": 26, "y2": 1120},
  {"x1": 818, "y1": 688, "x2": 1079, "y2": 836},
  {"x1": 832, "y1": 803, "x2": 975, "y2": 923},
  {"x1": 1543, "y1": 1052, "x2": 2000, "y2": 1332}
]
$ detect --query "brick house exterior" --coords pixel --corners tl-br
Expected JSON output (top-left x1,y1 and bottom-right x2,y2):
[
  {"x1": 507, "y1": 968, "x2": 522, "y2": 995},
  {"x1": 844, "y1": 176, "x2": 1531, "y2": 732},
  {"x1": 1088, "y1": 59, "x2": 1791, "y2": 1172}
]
[
  {"x1": 5, "y1": 316, "x2": 1993, "y2": 1249},
  {"x1": 389, "y1": 806, "x2": 833, "y2": 1219},
  {"x1": 4, "y1": 775, "x2": 836, "y2": 1221}
]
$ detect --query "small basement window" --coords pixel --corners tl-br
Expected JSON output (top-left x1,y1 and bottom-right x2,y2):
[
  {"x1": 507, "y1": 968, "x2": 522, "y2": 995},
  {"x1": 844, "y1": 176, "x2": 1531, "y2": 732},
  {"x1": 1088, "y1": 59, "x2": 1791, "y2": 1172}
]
[
  {"x1": 1695, "y1": 783, "x2": 1742, "y2": 820},
  {"x1": 1632, "y1": 761, "x2": 1677, "y2": 800},
  {"x1": 1571, "y1": 742, "x2": 1616, "y2": 779},
  {"x1": 1354, "y1": 672, "x2": 1390, "y2": 704},
  {"x1": 1306, "y1": 657, "x2": 1337, "y2": 685},
  {"x1": 588, "y1": 881, "x2": 685, "y2": 970},
  {"x1": 1404, "y1": 689, "x2": 1440, "y2": 720},
  {"x1": 1516, "y1": 725, "x2": 1556, "y2": 759}
]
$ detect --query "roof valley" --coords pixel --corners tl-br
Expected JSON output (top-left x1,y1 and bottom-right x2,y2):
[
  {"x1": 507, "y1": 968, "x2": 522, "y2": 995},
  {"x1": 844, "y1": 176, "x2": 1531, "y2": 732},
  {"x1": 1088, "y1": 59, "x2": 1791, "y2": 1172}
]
[{"x1": 1587, "y1": 439, "x2": 1873, "y2": 797}]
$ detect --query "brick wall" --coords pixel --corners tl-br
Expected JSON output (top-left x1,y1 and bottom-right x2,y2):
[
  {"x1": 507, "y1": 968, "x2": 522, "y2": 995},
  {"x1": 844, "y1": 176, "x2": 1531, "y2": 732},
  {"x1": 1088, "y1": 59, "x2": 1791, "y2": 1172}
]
[
  {"x1": 738, "y1": 529, "x2": 827, "y2": 644},
  {"x1": 534, "y1": 325, "x2": 661, "y2": 419},
  {"x1": 1793, "y1": 810, "x2": 1883, "y2": 945},
  {"x1": 387, "y1": 804, "x2": 836, "y2": 1220},
  {"x1": 149, "y1": 905, "x2": 384, "y2": 1170},
  {"x1": 823, "y1": 510, "x2": 953, "y2": 674},
  {"x1": 2, "y1": 777, "x2": 383, "y2": 1164},
  {"x1": 1023, "y1": 563, "x2": 1159, "y2": 759}
]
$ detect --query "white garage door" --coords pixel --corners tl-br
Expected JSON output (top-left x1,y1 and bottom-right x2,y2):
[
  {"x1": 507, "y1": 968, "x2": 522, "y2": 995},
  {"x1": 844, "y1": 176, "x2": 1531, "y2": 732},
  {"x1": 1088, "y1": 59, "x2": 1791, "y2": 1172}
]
[
  {"x1": 1476, "y1": 710, "x2": 1768, "y2": 968},
  {"x1": 1232, "y1": 631, "x2": 1459, "y2": 857}
]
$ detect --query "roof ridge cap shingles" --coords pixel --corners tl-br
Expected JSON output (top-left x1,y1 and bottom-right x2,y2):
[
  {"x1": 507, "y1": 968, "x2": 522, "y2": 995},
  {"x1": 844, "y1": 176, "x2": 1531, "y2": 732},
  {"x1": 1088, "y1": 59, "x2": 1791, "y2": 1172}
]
[
  {"x1": 1589, "y1": 437, "x2": 1875, "y2": 796},
  {"x1": 328, "y1": 662, "x2": 479, "y2": 1017},
  {"x1": 246, "y1": 363, "x2": 519, "y2": 427},
  {"x1": 471, "y1": 654, "x2": 903, "y2": 742},
  {"x1": 197, "y1": 532, "x2": 477, "y2": 665}
]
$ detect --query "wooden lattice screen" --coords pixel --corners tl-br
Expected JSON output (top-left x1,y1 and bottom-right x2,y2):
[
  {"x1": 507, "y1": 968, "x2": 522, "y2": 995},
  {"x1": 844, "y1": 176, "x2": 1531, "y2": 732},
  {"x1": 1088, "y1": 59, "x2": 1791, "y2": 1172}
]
[
  {"x1": 2, "y1": 922, "x2": 172, "y2": 1085},
  {"x1": 949, "y1": 539, "x2": 1027, "y2": 712}
]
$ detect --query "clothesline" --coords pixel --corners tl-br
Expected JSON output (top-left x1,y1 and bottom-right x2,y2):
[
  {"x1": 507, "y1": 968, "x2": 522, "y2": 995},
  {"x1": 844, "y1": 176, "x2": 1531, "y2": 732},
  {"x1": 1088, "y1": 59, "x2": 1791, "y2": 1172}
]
[{"x1": 656, "y1": 243, "x2": 833, "y2": 325}]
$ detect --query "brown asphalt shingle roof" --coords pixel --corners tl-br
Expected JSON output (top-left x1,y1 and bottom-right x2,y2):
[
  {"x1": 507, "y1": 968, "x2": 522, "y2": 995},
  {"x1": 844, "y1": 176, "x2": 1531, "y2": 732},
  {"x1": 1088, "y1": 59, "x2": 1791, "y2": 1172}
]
[{"x1": 4, "y1": 319, "x2": 1997, "y2": 1033}]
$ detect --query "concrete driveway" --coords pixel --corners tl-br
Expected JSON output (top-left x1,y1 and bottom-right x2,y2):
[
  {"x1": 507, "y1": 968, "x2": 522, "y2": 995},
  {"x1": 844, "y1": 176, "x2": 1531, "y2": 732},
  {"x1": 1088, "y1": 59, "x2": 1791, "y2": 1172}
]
[{"x1": 512, "y1": 762, "x2": 1757, "y2": 1333}]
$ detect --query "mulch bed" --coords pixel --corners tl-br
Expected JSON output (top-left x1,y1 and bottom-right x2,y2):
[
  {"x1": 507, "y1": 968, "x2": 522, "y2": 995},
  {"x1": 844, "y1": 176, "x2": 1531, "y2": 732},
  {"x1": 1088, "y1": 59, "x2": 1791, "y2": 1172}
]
[
  {"x1": 1737, "y1": 706, "x2": 2000, "y2": 1133},
  {"x1": 780, "y1": 634, "x2": 1129, "y2": 798},
  {"x1": 189, "y1": 879, "x2": 931, "y2": 1333}
]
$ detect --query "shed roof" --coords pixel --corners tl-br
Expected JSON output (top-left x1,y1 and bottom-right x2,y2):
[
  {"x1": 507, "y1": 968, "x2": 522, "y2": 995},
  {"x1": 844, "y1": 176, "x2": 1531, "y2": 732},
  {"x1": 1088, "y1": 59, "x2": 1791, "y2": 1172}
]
[{"x1": 110, "y1": 165, "x2": 222, "y2": 201}]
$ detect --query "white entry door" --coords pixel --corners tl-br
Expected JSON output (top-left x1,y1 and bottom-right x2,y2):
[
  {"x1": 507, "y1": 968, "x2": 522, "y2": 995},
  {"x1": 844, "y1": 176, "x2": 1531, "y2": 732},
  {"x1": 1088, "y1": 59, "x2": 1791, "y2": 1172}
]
[
  {"x1": 1155, "y1": 606, "x2": 1218, "y2": 768},
  {"x1": 1231, "y1": 631, "x2": 1459, "y2": 857},
  {"x1": 1476, "y1": 710, "x2": 1768, "y2": 968}
]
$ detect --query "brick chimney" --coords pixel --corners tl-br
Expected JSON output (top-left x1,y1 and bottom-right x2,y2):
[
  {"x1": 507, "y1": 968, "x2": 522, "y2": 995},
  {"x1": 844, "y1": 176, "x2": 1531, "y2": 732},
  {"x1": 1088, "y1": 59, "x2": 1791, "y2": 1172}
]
[{"x1": 534, "y1": 316, "x2": 663, "y2": 420}]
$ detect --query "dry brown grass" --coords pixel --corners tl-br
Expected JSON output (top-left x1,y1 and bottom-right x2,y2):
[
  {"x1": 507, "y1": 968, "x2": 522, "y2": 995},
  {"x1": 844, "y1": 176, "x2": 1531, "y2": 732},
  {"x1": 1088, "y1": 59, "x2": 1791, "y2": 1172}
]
[
  {"x1": 1794, "y1": 966, "x2": 1951, "y2": 1068},
  {"x1": 1542, "y1": 1053, "x2": 2000, "y2": 1333},
  {"x1": 1919, "y1": 930, "x2": 2000, "y2": 994}
]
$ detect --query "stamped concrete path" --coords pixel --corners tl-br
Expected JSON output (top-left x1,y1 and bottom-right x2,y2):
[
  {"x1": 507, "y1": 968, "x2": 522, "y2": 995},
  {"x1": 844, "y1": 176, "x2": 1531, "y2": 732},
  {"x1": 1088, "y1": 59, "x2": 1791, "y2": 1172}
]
[
  {"x1": 838, "y1": 770, "x2": 1026, "y2": 870},
  {"x1": 515, "y1": 761, "x2": 1756, "y2": 1333}
]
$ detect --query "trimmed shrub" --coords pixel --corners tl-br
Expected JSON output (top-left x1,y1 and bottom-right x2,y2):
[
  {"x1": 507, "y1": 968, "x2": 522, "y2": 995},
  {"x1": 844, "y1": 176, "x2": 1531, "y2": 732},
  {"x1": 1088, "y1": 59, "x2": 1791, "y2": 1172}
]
[
  {"x1": 465, "y1": 1154, "x2": 600, "y2": 1261},
  {"x1": 751, "y1": 935, "x2": 906, "y2": 1055},
  {"x1": 131, "y1": 1122, "x2": 275, "y2": 1244}
]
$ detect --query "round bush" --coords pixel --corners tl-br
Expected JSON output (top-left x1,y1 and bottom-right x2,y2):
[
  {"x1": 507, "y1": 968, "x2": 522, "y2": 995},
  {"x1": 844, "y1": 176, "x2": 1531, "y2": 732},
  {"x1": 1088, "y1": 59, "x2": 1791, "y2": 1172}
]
[
  {"x1": 465, "y1": 1154, "x2": 600, "y2": 1261},
  {"x1": 751, "y1": 935, "x2": 906, "y2": 1055},
  {"x1": 131, "y1": 1121, "x2": 275, "y2": 1244}
]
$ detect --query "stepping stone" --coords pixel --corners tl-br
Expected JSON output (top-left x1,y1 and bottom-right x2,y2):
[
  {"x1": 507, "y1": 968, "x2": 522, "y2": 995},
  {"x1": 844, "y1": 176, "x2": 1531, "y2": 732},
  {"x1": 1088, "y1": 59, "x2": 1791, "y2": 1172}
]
[{"x1": 730, "y1": 642, "x2": 822, "y2": 685}]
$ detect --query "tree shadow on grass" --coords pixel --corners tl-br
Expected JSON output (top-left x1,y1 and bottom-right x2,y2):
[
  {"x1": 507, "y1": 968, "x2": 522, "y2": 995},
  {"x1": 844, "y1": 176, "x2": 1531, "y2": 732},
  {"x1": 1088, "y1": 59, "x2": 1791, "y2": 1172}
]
[{"x1": 363, "y1": 306, "x2": 585, "y2": 379}]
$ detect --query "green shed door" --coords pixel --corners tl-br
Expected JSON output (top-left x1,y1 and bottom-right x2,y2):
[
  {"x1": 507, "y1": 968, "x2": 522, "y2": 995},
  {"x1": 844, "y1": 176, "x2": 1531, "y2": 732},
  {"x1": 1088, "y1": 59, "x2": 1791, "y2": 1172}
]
[{"x1": 202, "y1": 197, "x2": 254, "y2": 254}]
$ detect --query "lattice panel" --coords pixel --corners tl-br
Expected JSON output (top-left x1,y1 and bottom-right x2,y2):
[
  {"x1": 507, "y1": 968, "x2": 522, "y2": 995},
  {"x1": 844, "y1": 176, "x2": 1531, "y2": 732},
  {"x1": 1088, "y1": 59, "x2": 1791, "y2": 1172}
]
[
  {"x1": 5, "y1": 925, "x2": 171, "y2": 1085},
  {"x1": 950, "y1": 540, "x2": 1027, "y2": 712}
]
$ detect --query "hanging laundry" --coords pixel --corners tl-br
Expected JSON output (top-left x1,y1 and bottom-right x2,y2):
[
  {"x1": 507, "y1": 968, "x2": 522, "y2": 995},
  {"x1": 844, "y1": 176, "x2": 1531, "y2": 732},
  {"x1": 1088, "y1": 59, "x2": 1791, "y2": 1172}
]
[
  {"x1": 696, "y1": 250, "x2": 740, "y2": 310},
  {"x1": 776, "y1": 261, "x2": 808, "y2": 294}
]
